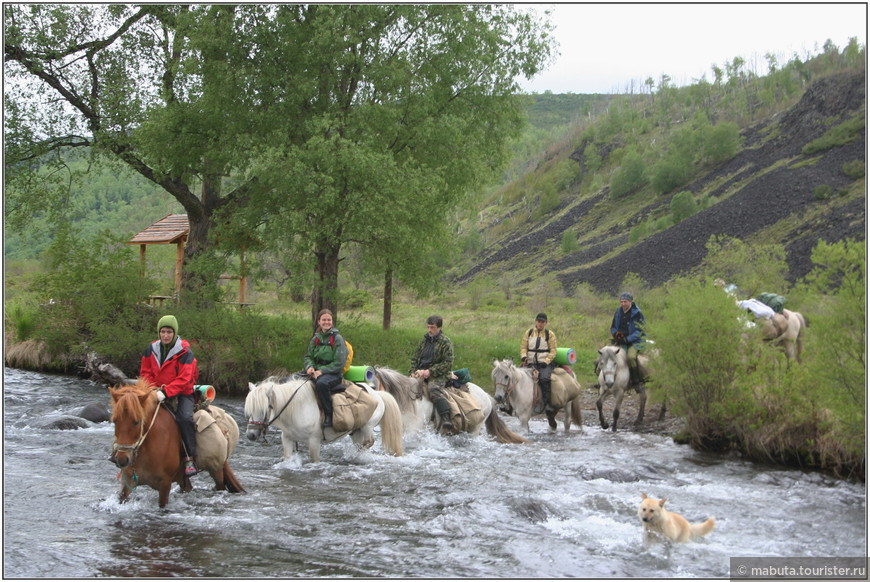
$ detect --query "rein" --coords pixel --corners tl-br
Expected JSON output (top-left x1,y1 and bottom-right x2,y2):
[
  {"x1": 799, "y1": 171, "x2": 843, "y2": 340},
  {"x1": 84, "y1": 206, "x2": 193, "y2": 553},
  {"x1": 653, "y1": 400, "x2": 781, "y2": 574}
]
[
  {"x1": 112, "y1": 396, "x2": 163, "y2": 462},
  {"x1": 248, "y1": 377, "x2": 310, "y2": 438}
]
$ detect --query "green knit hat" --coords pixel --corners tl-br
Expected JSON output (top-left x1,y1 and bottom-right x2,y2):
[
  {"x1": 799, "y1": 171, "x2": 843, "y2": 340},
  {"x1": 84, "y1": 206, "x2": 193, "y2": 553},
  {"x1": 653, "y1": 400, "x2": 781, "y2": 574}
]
[{"x1": 157, "y1": 314, "x2": 178, "y2": 336}]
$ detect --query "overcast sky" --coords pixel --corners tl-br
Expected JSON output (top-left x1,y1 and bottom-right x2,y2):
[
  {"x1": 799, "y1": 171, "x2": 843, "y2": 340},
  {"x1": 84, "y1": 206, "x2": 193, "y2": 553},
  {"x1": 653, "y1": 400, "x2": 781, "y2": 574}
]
[{"x1": 519, "y1": 3, "x2": 868, "y2": 94}]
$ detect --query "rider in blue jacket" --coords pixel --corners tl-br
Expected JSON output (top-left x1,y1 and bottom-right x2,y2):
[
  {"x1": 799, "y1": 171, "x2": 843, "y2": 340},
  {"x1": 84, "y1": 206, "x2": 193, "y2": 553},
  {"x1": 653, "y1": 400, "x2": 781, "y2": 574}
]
[{"x1": 610, "y1": 292, "x2": 647, "y2": 392}]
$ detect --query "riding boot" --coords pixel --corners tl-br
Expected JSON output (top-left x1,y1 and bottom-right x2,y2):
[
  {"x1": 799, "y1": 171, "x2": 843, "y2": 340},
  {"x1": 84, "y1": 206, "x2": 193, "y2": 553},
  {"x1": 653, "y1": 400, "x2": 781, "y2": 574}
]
[
  {"x1": 628, "y1": 365, "x2": 640, "y2": 391},
  {"x1": 315, "y1": 380, "x2": 334, "y2": 428},
  {"x1": 433, "y1": 397, "x2": 456, "y2": 436}
]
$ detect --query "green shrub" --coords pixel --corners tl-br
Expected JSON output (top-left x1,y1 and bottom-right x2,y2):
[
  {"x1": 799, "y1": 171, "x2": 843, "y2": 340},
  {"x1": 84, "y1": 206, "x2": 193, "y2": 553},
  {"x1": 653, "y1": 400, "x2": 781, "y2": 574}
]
[
  {"x1": 5, "y1": 301, "x2": 39, "y2": 342},
  {"x1": 813, "y1": 184, "x2": 834, "y2": 200},
  {"x1": 561, "y1": 229, "x2": 579, "y2": 253},
  {"x1": 700, "y1": 122, "x2": 742, "y2": 164},
  {"x1": 802, "y1": 114, "x2": 865, "y2": 155},
  {"x1": 609, "y1": 151, "x2": 647, "y2": 199},
  {"x1": 646, "y1": 278, "x2": 754, "y2": 449},
  {"x1": 629, "y1": 221, "x2": 649, "y2": 243},
  {"x1": 342, "y1": 288, "x2": 372, "y2": 309},
  {"x1": 651, "y1": 155, "x2": 692, "y2": 194},
  {"x1": 670, "y1": 190, "x2": 698, "y2": 223},
  {"x1": 842, "y1": 160, "x2": 865, "y2": 179}
]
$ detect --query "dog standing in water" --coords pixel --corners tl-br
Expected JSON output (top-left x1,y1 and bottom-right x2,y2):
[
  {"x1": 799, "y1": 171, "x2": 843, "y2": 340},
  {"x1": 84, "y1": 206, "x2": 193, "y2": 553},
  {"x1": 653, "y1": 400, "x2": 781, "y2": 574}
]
[{"x1": 638, "y1": 493, "x2": 715, "y2": 543}]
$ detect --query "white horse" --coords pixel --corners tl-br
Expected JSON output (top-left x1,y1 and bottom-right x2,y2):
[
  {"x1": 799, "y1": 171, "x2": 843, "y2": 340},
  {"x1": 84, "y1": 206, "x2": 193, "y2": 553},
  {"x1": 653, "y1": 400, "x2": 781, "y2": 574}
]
[
  {"x1": 595, "y1": 345, "x2": 664, "y2": 432},
  {"x1": 245, "y1": 375, "x2": 404, "y2": 464},
  {"x1": 762, "y1": 309, "x2": 808, "y2": 365},
  {"x1": 373, "y1": 367, "x2": 527, "y2": 444},
  {"x1": 490, "y1": 359, "x2": 583, "y2": 434}
]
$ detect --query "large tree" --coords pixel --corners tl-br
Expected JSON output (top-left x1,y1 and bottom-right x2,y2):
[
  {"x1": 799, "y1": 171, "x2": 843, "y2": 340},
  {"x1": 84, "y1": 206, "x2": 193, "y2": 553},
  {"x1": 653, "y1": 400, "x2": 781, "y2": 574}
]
[{"x1": 5, "y1": 4, "x2": 554, "y2": 318}]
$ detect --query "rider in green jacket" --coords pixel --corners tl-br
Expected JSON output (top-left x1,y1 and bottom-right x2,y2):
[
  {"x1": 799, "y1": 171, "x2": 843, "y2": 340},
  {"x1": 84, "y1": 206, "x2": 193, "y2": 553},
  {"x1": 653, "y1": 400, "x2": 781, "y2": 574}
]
[
  {"x1": 304, "y1": 309, "x2": 349, "y2": 428},
  {"x1": 409, "y1": 315, "x2": 456, "y2": 436}
]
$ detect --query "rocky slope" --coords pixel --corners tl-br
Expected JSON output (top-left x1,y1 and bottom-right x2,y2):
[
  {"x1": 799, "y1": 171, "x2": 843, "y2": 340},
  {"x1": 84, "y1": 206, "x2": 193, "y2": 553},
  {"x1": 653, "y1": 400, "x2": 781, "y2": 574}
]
[{"x1": 459, "y1": 70, "x2": 866, "y2": 295}]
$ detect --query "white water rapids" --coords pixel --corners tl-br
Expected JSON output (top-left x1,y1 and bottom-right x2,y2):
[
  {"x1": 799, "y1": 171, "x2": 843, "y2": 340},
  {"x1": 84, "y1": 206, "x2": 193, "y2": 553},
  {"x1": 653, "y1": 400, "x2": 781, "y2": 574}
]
[{"x1": 3, "y1": 367, "x2": 865, "y2": 577}]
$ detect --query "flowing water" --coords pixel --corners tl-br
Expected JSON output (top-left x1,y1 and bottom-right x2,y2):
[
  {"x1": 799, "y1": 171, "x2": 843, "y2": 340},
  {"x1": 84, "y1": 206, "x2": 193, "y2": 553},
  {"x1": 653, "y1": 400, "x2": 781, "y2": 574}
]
[{"x1": 3, "y1": 367, "x2": 865, "y2": 578}]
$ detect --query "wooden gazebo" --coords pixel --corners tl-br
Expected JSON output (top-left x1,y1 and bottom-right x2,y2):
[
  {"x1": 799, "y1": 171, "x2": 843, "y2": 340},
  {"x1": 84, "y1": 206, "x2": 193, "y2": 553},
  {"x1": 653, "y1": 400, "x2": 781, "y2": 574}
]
[{"x1": 127, "y1": 213, "x2": 250, "y2": 305}]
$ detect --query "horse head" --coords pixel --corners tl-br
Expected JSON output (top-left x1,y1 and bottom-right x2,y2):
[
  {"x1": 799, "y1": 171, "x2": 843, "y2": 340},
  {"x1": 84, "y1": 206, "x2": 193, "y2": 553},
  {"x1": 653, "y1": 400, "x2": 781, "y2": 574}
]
[
  {"x1": 108, "y1": 380, "x2": 159, "y2": 468},
  {"x1": 491, "y1": 358, "x2": 516, "y2": 404},
  {"x1": 244, "y1": 380, "x2": 272, "y2": 441},
  {"x1": 597, "y1": 345, "x2": 626, "y2": 390}
]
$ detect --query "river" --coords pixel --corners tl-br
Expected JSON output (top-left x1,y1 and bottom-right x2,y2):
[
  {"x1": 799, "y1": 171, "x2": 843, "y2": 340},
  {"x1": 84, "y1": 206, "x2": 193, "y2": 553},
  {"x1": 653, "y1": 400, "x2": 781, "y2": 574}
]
[{"x1": 2, "y1": 367, "x2": 866, "y2": 578}]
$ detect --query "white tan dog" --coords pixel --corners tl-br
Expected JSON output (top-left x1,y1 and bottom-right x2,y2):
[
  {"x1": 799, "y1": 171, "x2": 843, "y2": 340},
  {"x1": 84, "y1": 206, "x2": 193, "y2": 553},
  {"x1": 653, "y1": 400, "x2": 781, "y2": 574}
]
[{"x1": 638, "y1": 493, "x2": 715, "y2": 543}]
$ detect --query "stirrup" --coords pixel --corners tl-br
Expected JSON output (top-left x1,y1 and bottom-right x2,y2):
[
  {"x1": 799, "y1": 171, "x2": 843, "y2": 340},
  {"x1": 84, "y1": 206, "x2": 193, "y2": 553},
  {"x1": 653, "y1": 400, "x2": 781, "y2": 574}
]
[{"x1": 184, "y1": 459, "x2": 198, "y2": 476}]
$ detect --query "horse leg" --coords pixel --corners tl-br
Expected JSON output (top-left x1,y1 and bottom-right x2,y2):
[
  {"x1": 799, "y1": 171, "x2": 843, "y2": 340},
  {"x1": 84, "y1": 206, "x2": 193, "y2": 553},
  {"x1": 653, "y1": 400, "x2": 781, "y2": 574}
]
[
  {"x1": 635, "y1": 390, "x2": 647, "y2": 426},
  {"x1": 210, "y1": 466, "x2": 226, "y2": 491},
  {"x1": 118, "y1": 481, "x2": 132, "y2": 504},
  {"x1": 596, "y1": 389, "x2": 611, "y2": 430},
  {"x1": 546, "y1": 409, "x2": 557, "y2": 431},
  {"x1": 157, "y1": 482, "x2": 172, "y2": 508},
  {"x1": 658, "y1": 396, "x2": 667, "y2": 422},
  {"x1": 351, "y1": 427, "x2": 375, "y2": 450},
  {"x1": 280, "y1": 433, "x2": 298, "y2": 462},
  {"x1": 307, "y1": 435, "x2": 322, "y2": 463},
  {"x1": 611, "y1": 388, "x2": 625, "y2": 432}
]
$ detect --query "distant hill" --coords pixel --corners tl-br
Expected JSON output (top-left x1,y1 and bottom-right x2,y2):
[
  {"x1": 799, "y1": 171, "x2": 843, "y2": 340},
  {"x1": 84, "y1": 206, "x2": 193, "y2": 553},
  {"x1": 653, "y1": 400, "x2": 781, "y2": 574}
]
[{"x1": 455, "y1": 69, "x2": 866, "y2": 295}]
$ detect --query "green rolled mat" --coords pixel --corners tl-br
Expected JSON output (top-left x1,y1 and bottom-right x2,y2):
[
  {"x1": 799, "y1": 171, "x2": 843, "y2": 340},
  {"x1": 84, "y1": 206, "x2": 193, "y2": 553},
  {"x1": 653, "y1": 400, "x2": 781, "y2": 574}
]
[
  {"x1": 344, "y1": 365, "x2": 375, "y2": 383},
  {"x1": 554, "y1": 347, "x2": 577, "y2": 366}
]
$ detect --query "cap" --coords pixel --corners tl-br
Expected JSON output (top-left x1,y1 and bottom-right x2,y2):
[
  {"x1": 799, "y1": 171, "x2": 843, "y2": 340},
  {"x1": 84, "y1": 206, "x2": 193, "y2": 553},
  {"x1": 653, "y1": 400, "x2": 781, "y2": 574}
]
[
  {"x1": 535, "y1": 313, "x2": 548, "y2": 322},
  {"x1": 158, "y1": 314, "x2": 178, "y2": 335},
  {"x1": 619, "y1": 292, "x2": 633, "y2": 302}
]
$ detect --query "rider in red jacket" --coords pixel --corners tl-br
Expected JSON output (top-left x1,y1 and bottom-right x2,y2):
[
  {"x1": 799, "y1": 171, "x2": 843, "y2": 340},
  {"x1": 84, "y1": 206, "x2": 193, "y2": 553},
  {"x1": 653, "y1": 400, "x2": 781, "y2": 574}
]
[{"x1": 140, "y1": 314, "x2": 199, "y2": 476}]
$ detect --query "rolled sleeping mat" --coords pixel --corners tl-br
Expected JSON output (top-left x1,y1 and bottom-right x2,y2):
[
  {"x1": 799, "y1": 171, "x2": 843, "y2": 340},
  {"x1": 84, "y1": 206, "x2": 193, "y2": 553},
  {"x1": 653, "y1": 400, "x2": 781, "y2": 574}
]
[
  {"x1": 344, "y1": 365, "x2": 375, "y2": 384},
  {"x1": 554, "y1": 347, "x2": 577, "y2": 366},
  {"x1": 194, "y1": 384, "x2": 216, "y2": 404}
]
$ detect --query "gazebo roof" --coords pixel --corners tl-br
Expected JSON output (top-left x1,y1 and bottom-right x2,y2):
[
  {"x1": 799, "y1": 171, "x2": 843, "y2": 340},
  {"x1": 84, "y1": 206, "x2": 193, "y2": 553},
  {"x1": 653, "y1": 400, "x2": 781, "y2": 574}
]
[{"x1": 127, "y1": 213, "x2": 189, "y2": 245}]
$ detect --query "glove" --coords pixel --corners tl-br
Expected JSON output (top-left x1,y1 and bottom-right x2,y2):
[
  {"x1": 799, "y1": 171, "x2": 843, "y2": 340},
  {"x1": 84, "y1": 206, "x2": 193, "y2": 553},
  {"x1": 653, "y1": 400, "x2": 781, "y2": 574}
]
[
  {"x1": 155, "y1": 390, "x2": 166, "y2": 403},
  {"x1": 614, "y1": 332, "x2": 625, "y2": 343}
]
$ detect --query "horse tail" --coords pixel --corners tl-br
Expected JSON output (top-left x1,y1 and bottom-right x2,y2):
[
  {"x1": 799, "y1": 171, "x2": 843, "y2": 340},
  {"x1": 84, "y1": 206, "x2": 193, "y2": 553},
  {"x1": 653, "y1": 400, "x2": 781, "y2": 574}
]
[
  {"x1": 221, "y1": 461, "x2": 246, "y2": 494},
  {"x1": 377, "y1": 391, "x2": 405, "y2": 457},
  {"x1": 569, "y1": 397, "x2": 583, "y2": 429},
  {"x1": 485, "y1": 404, "x2": 528, "y2": 444}
]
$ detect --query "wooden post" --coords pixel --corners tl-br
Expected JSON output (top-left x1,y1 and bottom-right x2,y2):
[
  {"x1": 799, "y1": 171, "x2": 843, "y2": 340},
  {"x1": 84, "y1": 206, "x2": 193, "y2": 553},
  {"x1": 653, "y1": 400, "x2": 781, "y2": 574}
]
[
  {"x1": 239, "y1": 250, "x2": 248, "y2": 305},
  {"x1": 139, "y1": 244, "x2": 147, "y2": 278},
  {"x1": 174, "y1": 235, "x2": 186, "y2": 297}
]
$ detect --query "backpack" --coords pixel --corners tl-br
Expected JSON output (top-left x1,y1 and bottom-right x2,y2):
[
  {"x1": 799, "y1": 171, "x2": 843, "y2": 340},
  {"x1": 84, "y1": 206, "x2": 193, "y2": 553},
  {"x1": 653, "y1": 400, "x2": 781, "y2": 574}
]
[
  {"x1": 527, "y1": 328, "x2": 551, "y2": 343},
  {"x1": 757, "y1": 293, "x2": 786, "y2": 314},
  {"x1": 314, "y1": 334, "x2": 354, "y2": 373}
]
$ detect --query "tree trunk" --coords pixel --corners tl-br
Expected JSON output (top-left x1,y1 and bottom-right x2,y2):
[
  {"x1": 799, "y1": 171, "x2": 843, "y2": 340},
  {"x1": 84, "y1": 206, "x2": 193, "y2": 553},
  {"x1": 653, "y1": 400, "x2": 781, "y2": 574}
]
[
  {"x1": 177, "y1": 173, "x2": 222, "y2": 304},
  {"x1": 311, "y1": 244, "x2": 341, "y2": 328},
  {"x1": 383, "y1": 268, "x2": 393, "y2": 330}
]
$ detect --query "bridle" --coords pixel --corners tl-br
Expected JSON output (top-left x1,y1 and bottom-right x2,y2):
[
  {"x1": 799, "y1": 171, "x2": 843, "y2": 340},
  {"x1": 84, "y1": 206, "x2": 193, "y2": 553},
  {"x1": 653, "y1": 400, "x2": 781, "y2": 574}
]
[
  {"x1": 493, "y1": 364, "x2": 517, "y2": 402},
  {"x1": 246, "y1": 378, "x2": 309, "y2": 442},
  {"x1": 112, "y1": 396, "x2": 162, "y2": 463}
]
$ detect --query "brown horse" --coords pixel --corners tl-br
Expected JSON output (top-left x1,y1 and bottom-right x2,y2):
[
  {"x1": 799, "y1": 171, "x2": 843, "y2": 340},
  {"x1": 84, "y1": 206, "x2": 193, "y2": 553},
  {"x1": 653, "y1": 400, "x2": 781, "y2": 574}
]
[{"x1": 109, "y1": 379, "x2": 244, "y2": 507}]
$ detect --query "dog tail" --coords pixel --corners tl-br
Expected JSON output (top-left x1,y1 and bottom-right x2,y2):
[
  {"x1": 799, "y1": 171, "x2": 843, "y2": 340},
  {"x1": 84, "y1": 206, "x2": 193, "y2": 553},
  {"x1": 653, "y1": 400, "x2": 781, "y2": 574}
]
[{"x1": 692, "y1": 516, "x2": 716, "y2": 538}]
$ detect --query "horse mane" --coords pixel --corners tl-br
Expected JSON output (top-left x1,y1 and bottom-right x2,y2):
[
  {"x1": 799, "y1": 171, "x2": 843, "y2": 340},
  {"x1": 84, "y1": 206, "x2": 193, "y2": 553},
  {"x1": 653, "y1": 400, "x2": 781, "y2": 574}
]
[
  {"x1": 266, "y1": 375, "x2": 313, "y2": 416},
  {"x1": 373, "y1": 367, "x2": 416, "y2": 411},
  {"x1": 494, "y1": 358, "x2": 532, "y2": 379},
  {"x1": 111, "y1": 378, "x2": 157, "y2": 422}
]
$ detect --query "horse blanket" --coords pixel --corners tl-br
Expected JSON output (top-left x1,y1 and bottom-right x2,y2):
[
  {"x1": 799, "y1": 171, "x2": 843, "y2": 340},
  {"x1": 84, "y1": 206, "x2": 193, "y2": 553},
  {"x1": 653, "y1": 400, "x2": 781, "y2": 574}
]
[
  {"x1": 444, "y1": 386, "x2": 484, "y2": 432},
  {"x1": 532, "y1": 366, "x2": 580, "y2": 410},
  {"x1": 193, "y1": 404, "x2": 238, "y2": 469},
  {"x1": 332, "y1": 381, "x2": 379, "y2": 432}
]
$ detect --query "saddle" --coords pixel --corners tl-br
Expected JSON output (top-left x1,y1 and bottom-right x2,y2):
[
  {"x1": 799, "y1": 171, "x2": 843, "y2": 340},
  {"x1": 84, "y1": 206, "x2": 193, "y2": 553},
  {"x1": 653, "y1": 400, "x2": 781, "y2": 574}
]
[{"x1": 331, "y1": 380, "x2": 378, "y2": 433}]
